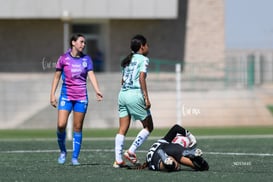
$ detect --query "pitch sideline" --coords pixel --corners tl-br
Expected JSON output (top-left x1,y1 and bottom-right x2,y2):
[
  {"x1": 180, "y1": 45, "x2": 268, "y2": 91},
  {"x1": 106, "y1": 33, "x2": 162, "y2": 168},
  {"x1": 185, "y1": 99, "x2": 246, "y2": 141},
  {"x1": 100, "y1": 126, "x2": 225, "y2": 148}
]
[
  {"x1": 1, "y1": 148, "x2": 273, "y2": 157},
  {"x1": 1, "y1": 135, "x2": 273, "y2": 156}
]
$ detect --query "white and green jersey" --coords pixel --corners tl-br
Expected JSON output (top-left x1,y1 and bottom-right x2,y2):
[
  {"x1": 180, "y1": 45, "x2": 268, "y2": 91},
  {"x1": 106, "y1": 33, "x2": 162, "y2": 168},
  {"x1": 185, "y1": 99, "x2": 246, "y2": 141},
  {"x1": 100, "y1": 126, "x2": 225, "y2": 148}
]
[{"x1": 121, "y1": 54, "x2": 149, "y2": 91}]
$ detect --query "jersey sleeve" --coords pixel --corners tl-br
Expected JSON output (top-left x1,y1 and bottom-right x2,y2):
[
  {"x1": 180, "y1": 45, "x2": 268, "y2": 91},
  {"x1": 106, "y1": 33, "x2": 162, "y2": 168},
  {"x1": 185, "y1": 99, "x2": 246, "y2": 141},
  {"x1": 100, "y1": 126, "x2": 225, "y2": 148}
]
[
  {"x1": 55, "y1": 55, "x2": 64, "y2": 71},
  {"x1": 86, "y1": 56, "x2": 94, "y2": 72},
  {"x1": 139, "y1": 57, "x2": 149, "y2": 73}
]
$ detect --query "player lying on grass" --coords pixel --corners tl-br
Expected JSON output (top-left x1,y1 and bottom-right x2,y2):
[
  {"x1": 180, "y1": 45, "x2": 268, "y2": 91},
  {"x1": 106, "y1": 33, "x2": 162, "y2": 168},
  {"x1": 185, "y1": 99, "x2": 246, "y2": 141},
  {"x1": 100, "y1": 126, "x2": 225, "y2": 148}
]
[{"x1": 137, "y1": 124, "x2": 209, "y2": 172}]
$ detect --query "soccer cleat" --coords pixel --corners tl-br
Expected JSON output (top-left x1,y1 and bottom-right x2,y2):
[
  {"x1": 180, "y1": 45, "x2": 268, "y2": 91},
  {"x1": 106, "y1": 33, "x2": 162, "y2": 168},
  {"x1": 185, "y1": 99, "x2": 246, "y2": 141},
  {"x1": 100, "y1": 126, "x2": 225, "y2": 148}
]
[
  {"x1": 113, "y1": 161, "x2": 129, "y2": 168},
  {"x1": 71, "y1": 158, "x2": 80, "y2": 166},
  {"x1": 124, "y1": 150, "x2": 140, "y2": 165},
  {"x1": 58, "y1": 152, "x2": 66, "y2": 164}
]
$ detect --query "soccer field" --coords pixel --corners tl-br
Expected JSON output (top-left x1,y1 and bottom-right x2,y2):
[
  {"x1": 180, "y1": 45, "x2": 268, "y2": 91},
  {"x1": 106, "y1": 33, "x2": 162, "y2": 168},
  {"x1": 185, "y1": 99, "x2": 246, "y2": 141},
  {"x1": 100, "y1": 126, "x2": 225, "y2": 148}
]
[{"x1": 0, "y1": 128, "x2": 273, "y2": 182}]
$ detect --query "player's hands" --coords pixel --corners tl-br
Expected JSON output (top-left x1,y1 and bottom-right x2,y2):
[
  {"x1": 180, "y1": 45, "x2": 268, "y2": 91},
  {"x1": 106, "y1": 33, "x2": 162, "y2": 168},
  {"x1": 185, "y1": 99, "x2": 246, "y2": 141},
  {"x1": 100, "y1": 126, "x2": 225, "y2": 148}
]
[
  {"x1": 96, "y1": 91, "x2": 103, "y2": 101},
  {"x1": 144, "y1": 97, "x2": 151, "y2": 109},
  {"x1": 164, "y1": 157, "x2": 174, "y2": 165},
  {"x1": 50, "y1": 95, "x2": 57, "y2": 108}
]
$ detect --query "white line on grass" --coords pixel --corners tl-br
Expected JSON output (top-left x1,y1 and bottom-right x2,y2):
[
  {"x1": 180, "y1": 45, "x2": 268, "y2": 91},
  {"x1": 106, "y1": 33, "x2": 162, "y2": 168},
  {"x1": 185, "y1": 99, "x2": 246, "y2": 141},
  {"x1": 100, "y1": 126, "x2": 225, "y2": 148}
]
[
  {"x1": 197, "y1": 135, "x2": 273, "y2": 139},
  {"x1": 205, "y1": 152, "x2": 273, "y2": 157},
  {"x1": 1, "y1": 149, "x2": 273, "y2": 157},
  {"x1": 1, "y1": 134, "x2": 273, "y2": 142},
  {"x1": 1, "y1": 135, "x2": 272, "y2": 156}
]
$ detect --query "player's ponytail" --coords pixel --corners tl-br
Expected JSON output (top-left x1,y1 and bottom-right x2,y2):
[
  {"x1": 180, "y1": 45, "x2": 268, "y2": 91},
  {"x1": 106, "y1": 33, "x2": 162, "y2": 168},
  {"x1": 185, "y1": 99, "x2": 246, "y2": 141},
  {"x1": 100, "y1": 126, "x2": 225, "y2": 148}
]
[
  {"x1": 120, "y1": 52, "x2": 134, "y2": 68},
  {"x1": 121, "y1": 34, "x2": 147, "y2": 68}
]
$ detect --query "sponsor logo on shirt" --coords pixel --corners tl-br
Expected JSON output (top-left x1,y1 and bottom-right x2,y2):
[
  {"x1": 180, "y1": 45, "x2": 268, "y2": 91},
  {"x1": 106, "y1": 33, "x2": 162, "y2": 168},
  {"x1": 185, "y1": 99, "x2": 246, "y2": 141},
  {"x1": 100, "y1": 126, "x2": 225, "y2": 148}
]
[{"x1": 71, "y1": 64, "x2": 81, "y2": 73}]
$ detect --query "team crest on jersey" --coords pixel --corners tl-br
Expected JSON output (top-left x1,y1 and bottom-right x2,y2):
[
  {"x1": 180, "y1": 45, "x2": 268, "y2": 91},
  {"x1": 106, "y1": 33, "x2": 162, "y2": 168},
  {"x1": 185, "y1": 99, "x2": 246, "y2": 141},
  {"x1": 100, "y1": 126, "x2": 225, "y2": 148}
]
[{"x1": 82, "y1": 61, "x2": 87, "y2": 68}]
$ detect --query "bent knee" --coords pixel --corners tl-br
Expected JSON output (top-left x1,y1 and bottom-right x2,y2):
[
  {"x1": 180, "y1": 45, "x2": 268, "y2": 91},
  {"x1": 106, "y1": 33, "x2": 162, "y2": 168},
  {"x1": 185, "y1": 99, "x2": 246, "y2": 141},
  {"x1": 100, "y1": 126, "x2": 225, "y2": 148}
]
[{"x1": 142, "y1": 115, "x2": 154, "y2": 132}]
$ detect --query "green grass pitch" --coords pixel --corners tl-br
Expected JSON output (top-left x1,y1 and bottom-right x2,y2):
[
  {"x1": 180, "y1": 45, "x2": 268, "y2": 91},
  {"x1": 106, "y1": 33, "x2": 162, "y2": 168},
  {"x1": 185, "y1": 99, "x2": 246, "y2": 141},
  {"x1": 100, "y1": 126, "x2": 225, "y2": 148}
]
[{"x1": 0, "y1": 127, "x2": 273, "y2": 182}]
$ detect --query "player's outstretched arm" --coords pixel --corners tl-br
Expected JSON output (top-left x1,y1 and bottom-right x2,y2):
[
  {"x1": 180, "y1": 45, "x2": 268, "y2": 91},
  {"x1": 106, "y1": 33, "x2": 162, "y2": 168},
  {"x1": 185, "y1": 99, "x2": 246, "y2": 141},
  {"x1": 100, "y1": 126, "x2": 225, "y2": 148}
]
[
  {"x1": 50, "y1": 71, "x2": 61, "y2": 108},
  {"x1": 179, "y1": 156, "x2": 195, "y2": 168},
  {"x1": 139, "y1": 72, "x2": 151, "y2": 109},
  {"x1": 88, "y1": 71, "x2": 103, "y2": 101}
]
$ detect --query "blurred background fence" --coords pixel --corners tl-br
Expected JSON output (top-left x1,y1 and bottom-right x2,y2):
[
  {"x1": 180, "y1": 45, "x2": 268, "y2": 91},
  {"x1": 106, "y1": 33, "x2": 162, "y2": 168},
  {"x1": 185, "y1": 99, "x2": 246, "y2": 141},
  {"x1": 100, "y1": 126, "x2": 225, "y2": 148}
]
[{"x1": 1, "y1": 50, "x2": 273, "y2": 129}]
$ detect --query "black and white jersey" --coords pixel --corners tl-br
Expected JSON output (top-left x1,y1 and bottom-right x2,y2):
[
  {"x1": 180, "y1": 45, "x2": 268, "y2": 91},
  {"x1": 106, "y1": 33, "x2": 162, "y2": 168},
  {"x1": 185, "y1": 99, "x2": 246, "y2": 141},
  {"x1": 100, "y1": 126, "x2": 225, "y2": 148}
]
[{"x1": 146, "y1": 139, "x2": 185, "y2": 171}]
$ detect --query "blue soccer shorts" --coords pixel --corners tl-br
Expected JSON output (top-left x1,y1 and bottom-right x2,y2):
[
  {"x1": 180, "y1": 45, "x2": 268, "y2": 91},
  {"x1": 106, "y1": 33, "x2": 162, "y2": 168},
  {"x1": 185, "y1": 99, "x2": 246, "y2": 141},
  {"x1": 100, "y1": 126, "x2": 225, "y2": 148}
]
[{"x1": 58, "y1": 96, "x2": 88, "y2": 113}]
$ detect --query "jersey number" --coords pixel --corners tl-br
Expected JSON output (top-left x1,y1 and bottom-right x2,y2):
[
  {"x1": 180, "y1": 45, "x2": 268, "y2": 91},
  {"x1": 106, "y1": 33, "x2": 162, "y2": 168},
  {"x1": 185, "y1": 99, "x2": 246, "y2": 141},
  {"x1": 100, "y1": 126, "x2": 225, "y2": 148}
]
[{"x1": 146, "y1": 142, "x2": 161, "y2": 163}]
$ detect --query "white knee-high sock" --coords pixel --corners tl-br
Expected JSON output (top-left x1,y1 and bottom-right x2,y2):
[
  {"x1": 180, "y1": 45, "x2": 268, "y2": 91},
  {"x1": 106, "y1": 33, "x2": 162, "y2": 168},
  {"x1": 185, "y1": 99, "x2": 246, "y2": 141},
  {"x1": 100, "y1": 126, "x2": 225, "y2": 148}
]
[
  {"x1": 128, "y1": 129, "x2": 150, "y2": 154},
  {"x1": 115, "y1": 134, "x2": 125, "y2": 163}
]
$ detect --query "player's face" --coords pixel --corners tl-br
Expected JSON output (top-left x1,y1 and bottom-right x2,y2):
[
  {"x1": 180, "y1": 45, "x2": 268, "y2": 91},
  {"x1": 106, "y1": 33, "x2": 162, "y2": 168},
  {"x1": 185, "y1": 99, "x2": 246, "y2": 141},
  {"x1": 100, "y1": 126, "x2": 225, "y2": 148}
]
[
  {"x1": 142, "y1": 43, "x2": 149, "y2": 56},
  {"x1": 72, "y1": 36, "x2": 86, "y2": 52}
]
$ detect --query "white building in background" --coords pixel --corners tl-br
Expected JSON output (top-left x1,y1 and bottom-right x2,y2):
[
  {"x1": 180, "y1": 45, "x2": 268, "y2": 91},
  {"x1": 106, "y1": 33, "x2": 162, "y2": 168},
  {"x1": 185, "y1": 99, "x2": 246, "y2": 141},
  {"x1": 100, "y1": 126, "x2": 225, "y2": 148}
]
[
  {"x1": 0, "y1": 0, "x2": 225, "y2": 75},
  {"x1": 0, "y1": 0, "x2": 182, "y2": 72},
  {"x1": 0, "y1": 0, "x2": 178, "y2": 19}
]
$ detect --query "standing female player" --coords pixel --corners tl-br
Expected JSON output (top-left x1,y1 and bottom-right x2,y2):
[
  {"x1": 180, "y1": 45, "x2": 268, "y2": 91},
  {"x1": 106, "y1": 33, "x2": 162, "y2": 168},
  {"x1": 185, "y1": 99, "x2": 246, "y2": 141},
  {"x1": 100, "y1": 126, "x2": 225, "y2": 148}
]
[
  {"x1": 50, "y1": 34, "x2": 103, "y2": 165},
  {"x1": 113, "y1": 34, "x2": 154, "y2": 168}
]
